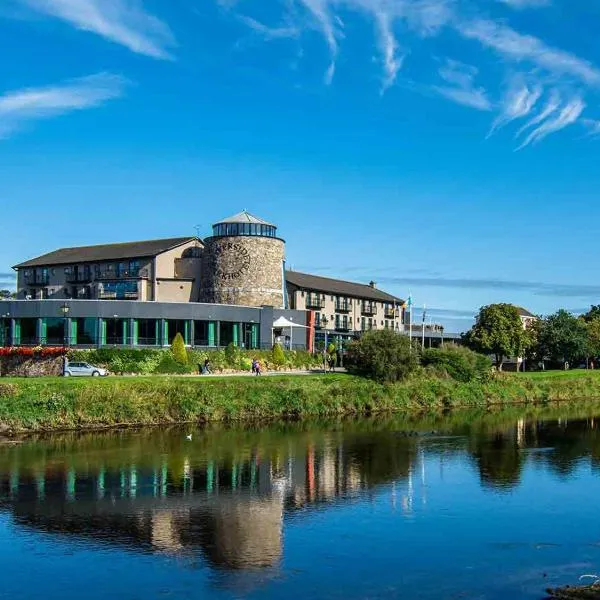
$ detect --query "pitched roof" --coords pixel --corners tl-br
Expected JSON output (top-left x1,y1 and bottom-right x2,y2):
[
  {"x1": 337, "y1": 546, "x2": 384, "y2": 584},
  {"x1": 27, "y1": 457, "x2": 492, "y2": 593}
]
[
  {"x1": 516, "y1": 306, "x2": 536, "y2": 318},
  {"x1": 214, "y1": 211, "x2": 275, "y2": 227},
  {"x1": 13, "y1": 237, "x2": 200, "y2": 269},
  {"x1": 286, "y1": 271, "x2": 403, "y2": 303}
]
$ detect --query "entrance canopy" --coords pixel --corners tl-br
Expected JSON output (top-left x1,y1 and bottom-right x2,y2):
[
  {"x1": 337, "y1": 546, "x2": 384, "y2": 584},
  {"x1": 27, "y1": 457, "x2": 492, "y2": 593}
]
[{"x1": 272, "y1": 316, "x2": 308, "y2": 329}]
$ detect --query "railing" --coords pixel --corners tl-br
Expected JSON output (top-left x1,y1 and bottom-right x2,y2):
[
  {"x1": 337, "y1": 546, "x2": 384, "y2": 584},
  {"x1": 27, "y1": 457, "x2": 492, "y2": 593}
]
[
  {"x1": 26, "y1": 276, "x2": 49, "y2": 286},
  {"x1": 384, "y1": 307, "x2": 397, "y2": 319},
  {"x1": 98, "y1": 291, "x2": 139, "y2": 300},
  {"x1": 66, "y1": 272, "x2": 92, "y2": 283},
  {"x1": 306, "y1": 296, "x2": 325, "y2": 309},
  {"x1": 95, "y1": 268, "x2": 149, "y2": 280},
  {"x1": 335, "y1": 321, "x2": 352, "y2": 332},
  {"x1": 361, "y1": 303, "x2": 378, "y2": 316},
  {"x1": 335, "y1": 301, "x2": 352, "y2": 312}
]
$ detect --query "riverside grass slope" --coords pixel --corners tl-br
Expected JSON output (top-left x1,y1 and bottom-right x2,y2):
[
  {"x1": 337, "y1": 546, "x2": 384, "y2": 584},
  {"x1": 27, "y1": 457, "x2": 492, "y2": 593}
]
[{"x1": 2, "y1": 371, "x2": 600, "y2": 433}]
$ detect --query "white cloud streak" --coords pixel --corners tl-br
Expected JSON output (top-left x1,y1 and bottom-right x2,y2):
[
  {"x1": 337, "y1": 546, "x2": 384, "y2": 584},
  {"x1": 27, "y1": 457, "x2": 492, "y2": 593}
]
[
  {"x1": 457, "y1": 18, "x2": 600, "y2": 87},
  {"x1": 433, "y1": 59, "x2": 492, "y2": 111},
  {"x1": 488, "y1": 78, "x2": 542, "y2": 136},
  {"x1": 17, "y1": 0, "x2": 175, "y2": 59},
  {"x1": 238, "y1": 15, "x2": 299, "y2": 40},
  {"x1": 298, "y1": 0, "x2": 340, "y2": 84},
  {"x1": 374, "y1": 9, "x2": 403, "y2": 91},
  {"x1": 495, "y1": 0, "x2": 551, "y2": 8},
  {"x1": 0, "y1": 73, "x2": 128, "y2": 138},
  {"x1": 516, "y1": 97, "x2": 585, "y2": 149},
  {"x1": 515, "y1": 89, "x2": 560, "y2": 137}
]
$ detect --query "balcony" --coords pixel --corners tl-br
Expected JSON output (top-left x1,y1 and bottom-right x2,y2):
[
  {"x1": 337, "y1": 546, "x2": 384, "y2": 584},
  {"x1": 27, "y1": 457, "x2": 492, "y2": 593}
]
[
  {"x1": 384, "y1": 307, "x2": 397, "y2": 319},
  {"x1": 95, "y1": 268, "x2": 149, "y2": 281},
  {"x1": 361, "y1": 303, "x2": 378, "y2": 316},
  {"x1": 335, "y1": 320, "x2": 352, "y2": 332},
  {"x1": 26, "y1": 276, "x2": 49, "y2": 286},
  {"x1": 306, "y1": 296, "x2": 325, "y2": 310},
  {"x1": 66, "y1": 271, "x2": 92, "y2": 284},
  {"x1": 98, "y1": 291, "x2": 139, "y2": 300},
  {"x1": 335, "y1": 300, "x2": 352, "y2": 313}
]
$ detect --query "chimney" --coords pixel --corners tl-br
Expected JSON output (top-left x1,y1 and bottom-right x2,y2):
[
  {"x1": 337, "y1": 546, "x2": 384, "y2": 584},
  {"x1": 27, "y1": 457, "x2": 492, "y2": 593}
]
[{"x1": 369, "y1": 281, "x2": 376, "y2": 288}]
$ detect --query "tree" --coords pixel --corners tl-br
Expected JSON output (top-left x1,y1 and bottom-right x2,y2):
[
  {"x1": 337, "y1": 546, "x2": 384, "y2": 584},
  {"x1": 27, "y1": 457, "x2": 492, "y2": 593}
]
[
  {"x1": 537, "y1": 310, "x2": 588, "y2": 368},
  {"x1": 346, "y1": 329, "x2": 418, "y2": 383},
  {"x1": 587, "y1": 317, "x2": 600, "y2": 365},
  {"x1": 272, "y1": 343, "x2": 286, "y2": 367},
  {"x1": 171, "y1": 333, "x2": 188, "y2": 365},
  {"x1": 0, "y1": 290, "x2": 15, "y2": 300},
  {"x1": 582, "y1": 305, "x2": 600, "y2": 323},
  {"x1": 464, "y1": 304, "x2": 529, "y2": 371}
]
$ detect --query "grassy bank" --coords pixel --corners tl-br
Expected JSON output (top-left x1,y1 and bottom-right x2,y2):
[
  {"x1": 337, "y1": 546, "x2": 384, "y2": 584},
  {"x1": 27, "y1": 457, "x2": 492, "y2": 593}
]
[{"x1": 2, "y1": 370, "x2": 600, "y2": 432}]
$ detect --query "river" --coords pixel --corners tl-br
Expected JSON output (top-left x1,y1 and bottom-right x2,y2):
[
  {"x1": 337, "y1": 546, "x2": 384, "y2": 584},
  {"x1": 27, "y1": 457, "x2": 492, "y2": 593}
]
[{"x1": 2, "y1": 405, "x2": 600, "y2": 599}]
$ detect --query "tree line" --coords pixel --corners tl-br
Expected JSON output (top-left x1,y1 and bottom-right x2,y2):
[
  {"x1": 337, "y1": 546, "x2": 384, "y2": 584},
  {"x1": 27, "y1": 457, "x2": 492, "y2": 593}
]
[{"x1": 464, "y1": 303, "x2": 600, "y2": 370}]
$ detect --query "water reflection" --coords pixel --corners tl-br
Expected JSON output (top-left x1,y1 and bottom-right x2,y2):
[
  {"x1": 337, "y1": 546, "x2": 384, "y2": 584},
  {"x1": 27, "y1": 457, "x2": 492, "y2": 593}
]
[{"x1": 1, "y1": 407, "x2": 600, "y2": 580}]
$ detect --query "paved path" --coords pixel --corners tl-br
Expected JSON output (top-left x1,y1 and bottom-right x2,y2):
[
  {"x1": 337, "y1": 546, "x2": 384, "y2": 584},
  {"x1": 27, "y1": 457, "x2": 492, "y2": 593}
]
[{"x1": 192, "y1": 368, "x2": 346, "y2": 378}]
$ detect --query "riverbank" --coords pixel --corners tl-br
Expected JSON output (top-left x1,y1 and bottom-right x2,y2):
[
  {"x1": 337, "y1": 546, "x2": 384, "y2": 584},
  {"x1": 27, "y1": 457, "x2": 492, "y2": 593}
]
[{"x1": 2, "y1": 370, "x2": 600, "y2": 432}]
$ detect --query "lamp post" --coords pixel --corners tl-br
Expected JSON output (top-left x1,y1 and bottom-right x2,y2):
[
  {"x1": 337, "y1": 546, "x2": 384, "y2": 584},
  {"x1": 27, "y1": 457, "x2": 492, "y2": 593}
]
[{"x1": 61, "y1": 303, "x2": 70, "y2": 375}]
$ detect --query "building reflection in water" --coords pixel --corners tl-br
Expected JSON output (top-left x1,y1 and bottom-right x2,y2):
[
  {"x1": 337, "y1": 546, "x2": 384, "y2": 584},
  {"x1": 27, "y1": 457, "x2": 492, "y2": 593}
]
[{"x1": 1, "y1": 414, "x2": 600, "y2": 575}]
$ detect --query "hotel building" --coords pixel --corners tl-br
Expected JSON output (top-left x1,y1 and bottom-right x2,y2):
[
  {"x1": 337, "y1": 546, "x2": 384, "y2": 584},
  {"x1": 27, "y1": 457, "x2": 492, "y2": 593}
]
[{"x1": 1, "y1": 211, "x2": 406, "y2": 350}]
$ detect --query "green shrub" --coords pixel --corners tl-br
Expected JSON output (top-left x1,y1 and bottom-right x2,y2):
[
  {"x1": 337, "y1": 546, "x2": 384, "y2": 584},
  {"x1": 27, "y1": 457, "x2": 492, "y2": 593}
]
[
  {"x1": 154, "y1": 352, "x2": 191, "y2": 374},
  {"x1": 346, "y1": 329, "x2": 418, "y2": 382},
  {"x1": 421, "y1": 344, "x2": 491, "y2": 383},
  {"x1": 171, "y1": 333, "x2": 188, "y2": 366},
  {"x1": 272, "y1": 344, "x2": 286, "y2": 368},
  {"x1": 224, "y1": 342, "x2": 243, "y2": 369}
]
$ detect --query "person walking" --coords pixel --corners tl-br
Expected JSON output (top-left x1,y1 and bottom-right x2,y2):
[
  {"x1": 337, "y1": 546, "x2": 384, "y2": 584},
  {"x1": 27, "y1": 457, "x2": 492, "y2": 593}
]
[
  {"x1": 203, "y1": 358, "x2": 212, "y2": 375},
  {"x1": 255, "y1": 359, "x2": 262, "y2": 376}
]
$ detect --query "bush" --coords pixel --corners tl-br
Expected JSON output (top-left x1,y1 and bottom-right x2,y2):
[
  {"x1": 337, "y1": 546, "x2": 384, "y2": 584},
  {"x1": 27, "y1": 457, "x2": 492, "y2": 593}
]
[
  {"x1": 272, "y1": 344, "x2": 286, "y2": 368},
  {"x1": 171, "y1": 333, "x2": 188, "y2": 366},
  {"x1": 421, "y1": 344, "x2": 491, "y2": 383},
  {"x1": 346, "y1": 329, "x2": 418, "y2": 383}
]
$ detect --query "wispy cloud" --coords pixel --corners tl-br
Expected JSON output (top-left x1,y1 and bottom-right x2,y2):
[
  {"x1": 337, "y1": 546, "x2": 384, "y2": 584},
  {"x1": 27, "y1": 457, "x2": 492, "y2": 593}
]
[
  {"x1": 516, "y1": 96, "x2": 584, "y2": 149},
  {"x1": 495, "y1": 0, "x2": 551, "y2": 8},
  {"x1": 17, "y1": 0, "x2": 175, "y2": 59},
  {"x1": 457, "y1": 18, "x2": 600, "y2": 87},
  {"x1": 298, "y1": 0, "x2": 340, "y2": 84},
  {"x1": 432, "y1": 58, "x2": 492, "y2": 111},
  {"x1": 237, "y1": 15, "x2": 299, "y2": 40},
  {"x1": 581, "y1": 118, "x2": 600, "y2": 138},
  {"x1": 0, "y1": 73, "x2": 128, "y2": 138},
  {"x1": 488, "y1": 75, "x2": 542, "y2": 136},
  {"x1": 373, "y1": 274, "x2": 600, "y2": 299},
  {"x1": 374, "y1": 8, "x2": 403, "y2": 92}
]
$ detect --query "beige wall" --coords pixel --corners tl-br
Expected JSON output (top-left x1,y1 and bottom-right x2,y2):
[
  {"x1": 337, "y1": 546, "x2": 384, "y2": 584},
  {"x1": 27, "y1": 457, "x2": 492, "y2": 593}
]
[
  {"x1": 155, "y1": 279, "x2": 195, "y2": 303},
  {"x1": 291, "y1": 288, "x2": 403, "y2": 333}
]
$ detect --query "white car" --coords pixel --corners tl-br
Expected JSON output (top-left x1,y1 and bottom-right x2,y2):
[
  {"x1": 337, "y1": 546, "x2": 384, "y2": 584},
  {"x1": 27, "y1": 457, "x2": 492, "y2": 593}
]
[{"x1": 64, "y1": 362, "x2": 109, "y2": 377}]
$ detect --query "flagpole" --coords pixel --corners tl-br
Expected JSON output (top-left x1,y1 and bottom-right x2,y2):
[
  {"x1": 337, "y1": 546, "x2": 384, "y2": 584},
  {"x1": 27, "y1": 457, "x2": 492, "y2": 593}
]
[
  {"x1": 422, "y1": 304, "x2": 426, "y2": 350},
  {"x1": 408, "y1": 293, "x2": 413, "y2": 350}
]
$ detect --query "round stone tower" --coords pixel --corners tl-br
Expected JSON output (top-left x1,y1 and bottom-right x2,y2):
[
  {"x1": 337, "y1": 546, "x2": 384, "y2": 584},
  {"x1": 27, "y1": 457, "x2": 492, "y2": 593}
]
[{"x1": 200, "y1": 211, "x2": 285, "y2": 307}]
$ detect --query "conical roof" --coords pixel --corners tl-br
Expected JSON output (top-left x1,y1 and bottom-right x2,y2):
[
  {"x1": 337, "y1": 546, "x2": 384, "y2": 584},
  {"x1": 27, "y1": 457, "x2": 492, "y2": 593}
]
[{"x1": 214, "y1": 210, "x2": 275, "y2": 228}]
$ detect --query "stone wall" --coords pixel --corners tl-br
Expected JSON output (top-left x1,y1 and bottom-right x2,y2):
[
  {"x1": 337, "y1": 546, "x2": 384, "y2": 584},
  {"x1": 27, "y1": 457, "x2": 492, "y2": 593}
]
[
  {"x1": 0, "y1": 355, "x2": 64, "y2": 377},
  {"x1": 200, "y1": 236, "x2": 285, "y2": 307}
]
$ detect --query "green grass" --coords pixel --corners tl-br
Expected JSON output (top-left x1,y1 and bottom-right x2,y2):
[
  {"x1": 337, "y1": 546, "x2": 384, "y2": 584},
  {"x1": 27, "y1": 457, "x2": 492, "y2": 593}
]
[{"x1": 2, "y1": 370, "x2": 600, "y2": 433}]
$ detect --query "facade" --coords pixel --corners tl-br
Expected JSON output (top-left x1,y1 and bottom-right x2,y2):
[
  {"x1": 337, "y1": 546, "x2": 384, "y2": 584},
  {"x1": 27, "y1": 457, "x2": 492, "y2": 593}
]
[
  {"x1": 286, "y1": 271, "x2": 405, "y2": 347},
  {"x1": 3, "y1": 211, "x2": 408, "y2": 350},
  {"x1": 14, "y1": 237, "x2": 203, "y2": 303}
]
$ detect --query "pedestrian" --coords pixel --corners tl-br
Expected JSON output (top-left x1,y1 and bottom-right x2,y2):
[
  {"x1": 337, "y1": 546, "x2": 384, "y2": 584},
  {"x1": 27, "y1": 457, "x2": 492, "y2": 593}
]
[
  {"x1": 203, "y1": 358, "x2": 212, "y2": 375},
  {"x1": 255, "y1": 359, "x2": 262, "y2": 376},
  {"x1": 251, "y1": 358, "x2": 257, "y2": 374}
]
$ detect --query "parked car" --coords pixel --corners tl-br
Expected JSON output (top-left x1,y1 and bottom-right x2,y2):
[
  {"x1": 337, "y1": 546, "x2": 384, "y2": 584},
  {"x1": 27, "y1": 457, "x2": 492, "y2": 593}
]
[{"x1": 64, "y1": 362, "x2": 109, "y2": 377}]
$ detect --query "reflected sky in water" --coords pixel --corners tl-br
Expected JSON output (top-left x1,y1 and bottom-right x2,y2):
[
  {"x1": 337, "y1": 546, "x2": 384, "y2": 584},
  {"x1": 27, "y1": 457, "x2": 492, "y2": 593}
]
[{"x1": 2, "y1": 407, "x2": 600, "y2": 599}]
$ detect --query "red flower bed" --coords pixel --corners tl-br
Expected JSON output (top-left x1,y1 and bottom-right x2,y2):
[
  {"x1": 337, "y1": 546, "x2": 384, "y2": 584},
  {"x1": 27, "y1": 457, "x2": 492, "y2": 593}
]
[{"x1": 0, "y1": 347, "x2": 67, "y2": 357}]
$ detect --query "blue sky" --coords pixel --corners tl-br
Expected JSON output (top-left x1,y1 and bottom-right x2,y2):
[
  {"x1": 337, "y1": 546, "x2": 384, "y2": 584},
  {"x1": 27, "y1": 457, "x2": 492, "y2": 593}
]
[{"x1": 1, "y1": 0, "x2": 600, "y2": 331}]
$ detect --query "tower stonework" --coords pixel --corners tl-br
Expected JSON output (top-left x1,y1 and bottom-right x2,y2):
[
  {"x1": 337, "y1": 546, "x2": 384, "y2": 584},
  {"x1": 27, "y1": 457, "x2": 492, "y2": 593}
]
[{"x1": 200, "y1": 211, "x2": 285, "y2": 307}]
